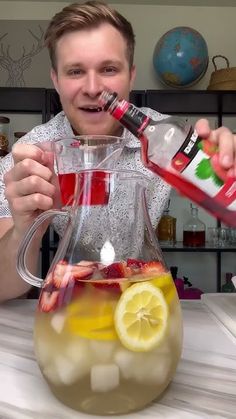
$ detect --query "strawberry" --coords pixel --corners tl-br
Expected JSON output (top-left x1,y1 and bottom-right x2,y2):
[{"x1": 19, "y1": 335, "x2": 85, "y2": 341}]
[
  {"x1": 53, "y1": 260, "x2": 69, "y2": 288},
  {"x1": 141, "y1": 261, "x2": 165, "y2": 275},
  {"x1": 92, "y1": 279, "x2": 124, "y2": 294},
  {"x1": 70, "y1": 264, "x2": 94, "y2": 280},
  {"x1": 76, "y1": 260, "x2": 96, "y2": 267},
  {"x1": 127, "y1": 258, "x2": 145, "y2": 268},
  {"x1": 127, "y1": 258, "x2": 145, "y2": 274},
  {"x1": 39, "y1": 288, "x2": 59, "y2": 312},
  {"x1": 101, "y1": 261, "x2": 131, "y2": 279},
  {"x1": 44, "y1": 272, "x2": 54, "y2": 286}
]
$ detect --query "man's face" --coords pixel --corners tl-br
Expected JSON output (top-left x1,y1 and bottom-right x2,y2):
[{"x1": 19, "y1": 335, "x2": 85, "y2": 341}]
[{"x1": 51, "y1": 23, "x2": 136, "y2": 136}]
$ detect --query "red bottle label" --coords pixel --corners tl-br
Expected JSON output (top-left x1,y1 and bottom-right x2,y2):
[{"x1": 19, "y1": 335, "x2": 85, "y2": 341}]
[{"x1": 111, "y1": 100, "x2": 149, "y2": 136}]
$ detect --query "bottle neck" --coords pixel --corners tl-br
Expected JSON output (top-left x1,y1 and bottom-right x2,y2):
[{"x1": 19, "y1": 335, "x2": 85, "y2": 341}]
[
  {"x1": 191, "y1": 208, "x2": 198, "y2": 218},
  {"x1": 99, "y1": 92, "x2": 150, "y2": 137}
]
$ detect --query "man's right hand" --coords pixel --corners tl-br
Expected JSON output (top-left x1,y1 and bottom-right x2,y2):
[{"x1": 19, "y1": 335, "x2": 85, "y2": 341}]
[{"x1": 4, "y1": 143, "x2": 57, "y2": 238}]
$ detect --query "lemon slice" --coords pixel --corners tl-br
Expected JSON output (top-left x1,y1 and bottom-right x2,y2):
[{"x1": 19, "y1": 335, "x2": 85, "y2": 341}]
[
  {"x1": 66, "y1": 298, "x2": 117, "y2": 340},
  {"x1": 114, "y1": 282, "x2": 168, "y2": 352},
  {"x1": 151, "y1": 273, "x2": 176, "y2": 305}
]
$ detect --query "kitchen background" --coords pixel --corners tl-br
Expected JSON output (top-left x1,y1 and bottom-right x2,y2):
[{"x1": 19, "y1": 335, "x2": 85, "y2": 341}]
[{"x1": 1, "y1": 0, "x2": 236, "y2": 292}]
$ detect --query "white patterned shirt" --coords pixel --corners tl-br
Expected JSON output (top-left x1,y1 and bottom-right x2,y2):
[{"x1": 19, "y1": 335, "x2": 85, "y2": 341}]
[{"x1": 0, "y1": 109, "x2": 170, "y2": 236}]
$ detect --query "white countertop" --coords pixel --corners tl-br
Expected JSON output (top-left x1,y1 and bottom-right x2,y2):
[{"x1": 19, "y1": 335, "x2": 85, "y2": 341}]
[{"x1": 0, "y1": 299, "x2": 235, "y2": 419}]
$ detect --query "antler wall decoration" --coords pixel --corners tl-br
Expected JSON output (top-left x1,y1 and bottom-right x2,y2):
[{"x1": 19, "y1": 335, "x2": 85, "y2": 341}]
[{"x1": 0, "y1": 25, "x2": 45, "y2": 87}]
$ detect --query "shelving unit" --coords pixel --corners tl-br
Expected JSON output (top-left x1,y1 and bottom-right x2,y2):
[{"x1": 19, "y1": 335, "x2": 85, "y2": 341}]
[
  {"x1": 161, "y1": 242, "x2": 236, "y2": 292},
  {"x1": 1, "y1": 87, "x2": 236, "y2": 292}
]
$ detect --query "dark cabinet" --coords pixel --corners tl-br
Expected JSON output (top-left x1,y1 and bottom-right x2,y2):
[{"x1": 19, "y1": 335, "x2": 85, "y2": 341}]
[{"x1": 1, "y1": 87, "x2": 236, "y2": 292}]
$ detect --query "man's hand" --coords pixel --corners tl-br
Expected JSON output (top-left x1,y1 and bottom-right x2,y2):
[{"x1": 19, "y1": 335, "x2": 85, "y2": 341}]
[
  {"x1": 195, "y1": 118, "x2": 236, "y2": 177},
  {"x1": 4, "y1": 143, "x2": 57, "y2": 237}
]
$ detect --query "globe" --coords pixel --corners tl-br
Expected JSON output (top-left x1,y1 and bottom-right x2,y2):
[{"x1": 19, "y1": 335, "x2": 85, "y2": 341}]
[{"x1": 153, "y1": 27, "x2": 209, "y2": 88}]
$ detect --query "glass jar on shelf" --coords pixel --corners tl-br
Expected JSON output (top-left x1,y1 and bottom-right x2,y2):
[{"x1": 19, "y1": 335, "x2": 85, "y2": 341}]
[
  {"x1": 156, "y1": 199, "x2": 176, "y2": 246},
  {"x1": 183, "y1": 203, "x2": 206, "y2": 247}
]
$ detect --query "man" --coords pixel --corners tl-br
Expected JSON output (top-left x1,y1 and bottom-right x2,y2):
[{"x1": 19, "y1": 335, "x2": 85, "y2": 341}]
[{"x1": 0, "y1": 1, "x2": 235, "y2": 301}]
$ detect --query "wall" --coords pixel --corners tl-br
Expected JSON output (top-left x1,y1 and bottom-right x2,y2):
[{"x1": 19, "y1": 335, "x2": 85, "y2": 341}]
[
  {"x1": 1, "y1": 2, "x2": 236, "y2": 90},
  {"x1": 1, "y1": 1, "x2": 236, "y2": 292}
]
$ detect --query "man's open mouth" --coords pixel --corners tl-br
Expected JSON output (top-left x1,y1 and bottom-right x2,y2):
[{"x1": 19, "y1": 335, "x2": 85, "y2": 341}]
[{"x1": 79, "y1": 106, "x2": 103, "y2": 113}]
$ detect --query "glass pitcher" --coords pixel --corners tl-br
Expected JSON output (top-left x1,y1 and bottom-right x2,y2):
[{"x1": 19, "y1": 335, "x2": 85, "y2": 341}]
[{"x1": 17, "y1": 168, "x2": 183, "y2": 416}]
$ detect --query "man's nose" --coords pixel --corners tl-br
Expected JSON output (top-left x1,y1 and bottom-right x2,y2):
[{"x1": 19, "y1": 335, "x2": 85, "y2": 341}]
[{"x1": 82, "y1": 72, "x2": 103, "y2": 97}]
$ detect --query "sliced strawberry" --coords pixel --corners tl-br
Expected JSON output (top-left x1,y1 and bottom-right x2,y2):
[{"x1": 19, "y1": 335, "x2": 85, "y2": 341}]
[
  {"x1": 127, "y1": 258, "x2": 145, "y2": 268},
  {"x1": 57, "y1": 276, "x2": 76, "y2": 307},
  {"x1": 141, "y1": 261, "x2": 165, "y2": 275},
  {"x1": 76, "y1": 260, "x2": 96, "y2": 267},
  {"x1": 39, "y1": 289, "x2": 59, "y2": 312},
  {"x1": 44, "y1": 272, "x2": 54, "y2": 286},
  {"x1": 101, "y1": 261, "x2": 131, "y2": 279},
  {"x1": 127, "y1": 258, "x2": 146, "y2": 274},
  {"x1": 92, "y1": 280, "x2": 123, "y2": 294},
  {"x1": 53, "y1": 270, "x2": 72, "y2": 289},
  {"x1": 70, "y1": 265, "x2": 94, "y2": 280},
  {"x1": 53, "y1": 260, "x2": 69, "y2": 288}
]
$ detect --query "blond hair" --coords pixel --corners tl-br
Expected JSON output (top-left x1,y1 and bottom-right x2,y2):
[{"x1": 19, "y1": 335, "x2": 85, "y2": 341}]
[{"x1": 45, "y1": 1, "x2": 135, "y2": 71}]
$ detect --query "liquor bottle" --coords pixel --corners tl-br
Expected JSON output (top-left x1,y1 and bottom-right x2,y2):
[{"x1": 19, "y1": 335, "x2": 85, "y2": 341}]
[
  {"x1": 99, "y1": 91, "x2": 236, "y2": 227},
  {"x1": 156, "y1": 199, "x2": 176, "y2": 246},
  {"x1": 221, "y1": 272, "x2": 235, "y2": 292},
  {"x1": 183, "y1": 203, "x2": 206, "y2": 247}
]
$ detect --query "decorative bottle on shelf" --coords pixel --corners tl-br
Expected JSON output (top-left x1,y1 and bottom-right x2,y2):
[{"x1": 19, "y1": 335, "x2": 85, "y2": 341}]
[
  {"x1": 99, "y1": 90, "x2": 236, "y2": 227},
  {"x1": 183, "y1": 203, "x2": 206, "y2": 247},
  {"x1": 156, "y1": 199, "x2": 176, "y2": 246},
  {"x1": 221, "y1": 272, "x2": 235, "y2": 292}
]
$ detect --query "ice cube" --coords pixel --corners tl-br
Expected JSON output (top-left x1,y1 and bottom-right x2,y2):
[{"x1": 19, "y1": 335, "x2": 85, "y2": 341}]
[
  {"x1": 43, "y1": 363, "x2": 61, "y2": 386},
  {"x1": 152, "y1": 339, "x2": 170, "y2": 355},
  {"x1": 64, "y1": 337, "x2": 92, "y2": 378},
  {"x1": 89, "y1": 340, "x2": 116, "y2": 363},
  {"x1": 90, "y1": 364, "x2": 119, "y2": 392},
  {"x1": 148, "y1": 354, "x2": 171, "y2": 385},
  {"x1": 50, "y1": 312, "x2": 66, "y2": 334},
  {"x1": 35, "y1": 340, "x2": 52, "y2": 366},
  {"x1": 54, "y1": 355, "x2": 81, "y2": 385},
  {"x1": 114, "y1": 348, "x2": 136, "y2": 379},
  {"x1": 133, "y1": 353, "x2": 171, "y2": 385}
]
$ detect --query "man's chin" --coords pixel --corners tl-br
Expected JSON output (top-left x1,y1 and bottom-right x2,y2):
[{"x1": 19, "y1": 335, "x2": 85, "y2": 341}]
[{"x1": 72, "y1": 127, "x2": 122, "y2": 138}]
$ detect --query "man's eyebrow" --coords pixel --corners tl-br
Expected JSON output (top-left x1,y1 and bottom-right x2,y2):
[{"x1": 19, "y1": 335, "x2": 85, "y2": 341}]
[
  {"x1": 63, "y1": 60, "x2": 123, "y2": 69},
  {"x1": 99, "y1": 60, "x2": 123, "y2": 66}
]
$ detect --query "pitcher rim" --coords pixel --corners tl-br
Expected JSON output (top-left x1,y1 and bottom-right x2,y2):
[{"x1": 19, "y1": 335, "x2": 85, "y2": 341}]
[{"x1": 54, "y1": 135, "x2": 125, "y2": 146}]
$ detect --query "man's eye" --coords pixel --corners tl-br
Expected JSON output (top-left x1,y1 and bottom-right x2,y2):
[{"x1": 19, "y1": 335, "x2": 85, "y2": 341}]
[
  {"x1": 103, "y1": 67, "x2": 117, "y2": 74},
  {"x1": 68, "y1": 69, "x2": 82, "y2": 76}
]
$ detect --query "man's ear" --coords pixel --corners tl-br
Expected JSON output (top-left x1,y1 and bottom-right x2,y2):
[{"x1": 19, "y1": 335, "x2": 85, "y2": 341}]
[{"x1": 50, "y1": 68, "x2": 59, "y2": 93}]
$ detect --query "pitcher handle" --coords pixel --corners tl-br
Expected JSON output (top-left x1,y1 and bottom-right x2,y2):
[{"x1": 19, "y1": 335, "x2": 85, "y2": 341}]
[{"x1": 16, "y1": 209, "x2": 68, "y2": 288}]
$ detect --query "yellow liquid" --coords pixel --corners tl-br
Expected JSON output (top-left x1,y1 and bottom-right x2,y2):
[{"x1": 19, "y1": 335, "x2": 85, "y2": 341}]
[{"x1": 34, "y1": 272, "x2": 183, "y2": 415}]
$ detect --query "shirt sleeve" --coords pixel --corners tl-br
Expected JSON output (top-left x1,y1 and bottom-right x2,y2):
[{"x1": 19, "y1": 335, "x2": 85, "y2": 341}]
[{"x1": 0, "y1": 129, "x2": 44, "y2": 219}]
